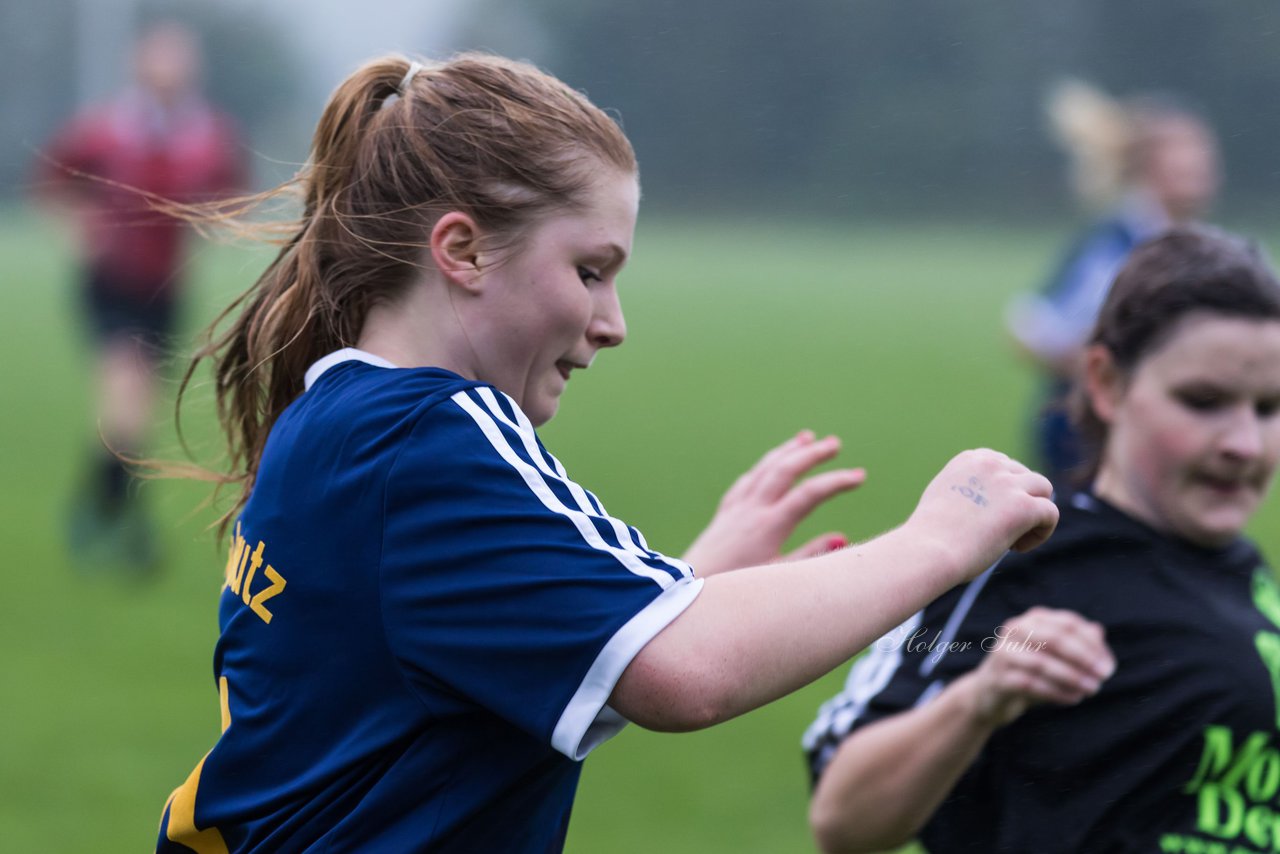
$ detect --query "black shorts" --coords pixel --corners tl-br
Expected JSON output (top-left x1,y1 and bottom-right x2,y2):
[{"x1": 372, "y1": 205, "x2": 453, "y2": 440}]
[{"x1": 81, "y1": 269, "x2": 178, "y2": 356}]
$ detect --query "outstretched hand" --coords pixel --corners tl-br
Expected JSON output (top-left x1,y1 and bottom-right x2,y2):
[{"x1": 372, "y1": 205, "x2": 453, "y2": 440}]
[{"x1": 683, "y1": 431, "x2": 866, "y2": 577}]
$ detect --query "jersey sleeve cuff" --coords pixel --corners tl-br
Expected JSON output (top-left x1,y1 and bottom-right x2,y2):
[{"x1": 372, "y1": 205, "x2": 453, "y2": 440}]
[
  {"x1": 551, "y1": 576, "x2": 704, "y2": 760},
  {"x1": 1005, "y1": 293, "x2": 1084, "y2": 360}
]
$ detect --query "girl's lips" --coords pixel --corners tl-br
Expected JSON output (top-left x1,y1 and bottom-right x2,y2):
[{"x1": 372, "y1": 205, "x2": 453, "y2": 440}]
[
  {"x1": 1193, "y1": 473, "x2": 1253, "y2": 496},
  {"x1": 556, "y1": 360, "x2": 589, "y2": 381}
]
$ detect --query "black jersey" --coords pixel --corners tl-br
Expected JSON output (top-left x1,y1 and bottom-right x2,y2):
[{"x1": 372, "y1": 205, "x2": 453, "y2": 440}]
[{"x1": 803, "y1": 492, "x2": 1280, "y2": 854}]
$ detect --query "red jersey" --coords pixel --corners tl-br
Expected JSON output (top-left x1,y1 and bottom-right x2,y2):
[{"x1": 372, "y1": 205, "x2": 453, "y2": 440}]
[{"x1": 42, "y1": 89, "x2": 245, "y2": 297}]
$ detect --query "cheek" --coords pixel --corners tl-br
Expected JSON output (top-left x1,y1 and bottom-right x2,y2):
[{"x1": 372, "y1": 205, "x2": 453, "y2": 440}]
[
  {"x1": 525, "y1": 279, "x2": 590, "y2": 347},
  {"x1": 1263, "y1": 420, "x2": 1280, "y2": 473},
  {"x1": 1119, "y1": 397, "x2": 1201, "y2": 490},
  {"x1": 551, "y1": 289, "x2": 592, "y2": 338}
]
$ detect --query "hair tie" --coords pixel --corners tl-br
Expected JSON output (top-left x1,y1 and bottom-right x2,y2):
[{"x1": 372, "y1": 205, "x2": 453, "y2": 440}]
[{"x1": 398, "y1": 61, "x2": 424, "y2": 96}]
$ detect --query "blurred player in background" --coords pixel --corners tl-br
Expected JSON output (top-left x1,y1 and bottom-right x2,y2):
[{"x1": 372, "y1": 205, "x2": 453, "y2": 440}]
[
  {"x1": 36, "y1": 20, "x2": 244, "y2": 574},
  {"x1": 806, "y1": 227, "x2": 1280, "y2": 854},
  {"x1": 1005, "y1": 80, "x2": 1220, "y2": 486},
  {"x1": 155, "y1": 53, "x2": 1057, "y2": 852}
]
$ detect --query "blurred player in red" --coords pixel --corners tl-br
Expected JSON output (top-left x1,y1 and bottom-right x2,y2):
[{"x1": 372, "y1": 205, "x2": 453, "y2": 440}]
[{"x1": 37, "y1": 20, "x2": 245, "y2": 573}]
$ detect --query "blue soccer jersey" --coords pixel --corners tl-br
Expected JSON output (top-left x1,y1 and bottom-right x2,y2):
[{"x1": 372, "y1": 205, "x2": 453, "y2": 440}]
[
  {"x1": 1006, "y1": 199, "x2": 1162, "y2": 364},
  {"x1": 157, "y1": 349, "x2": 703, "y2": 853}
]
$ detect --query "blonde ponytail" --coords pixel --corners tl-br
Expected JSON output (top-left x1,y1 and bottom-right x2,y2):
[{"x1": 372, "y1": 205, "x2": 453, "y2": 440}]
[{"x1": 1045, "y1": 78, "x2": 1135, "y2": 211}]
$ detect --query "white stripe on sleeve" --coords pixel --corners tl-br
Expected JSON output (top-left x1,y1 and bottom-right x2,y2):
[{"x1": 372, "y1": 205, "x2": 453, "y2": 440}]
[
  {"x1": 918, "y1": 559, "x2": 1002, "y2": 679},
  {"x1": 551, "y1": 575, "x2": 703, "y2": 759},
  {"x1": 470, "y1": 388, "x2": 693, "y2": 580},
  {"x1": 451, "y1": 390, "x2": 682, "y2": 588}
]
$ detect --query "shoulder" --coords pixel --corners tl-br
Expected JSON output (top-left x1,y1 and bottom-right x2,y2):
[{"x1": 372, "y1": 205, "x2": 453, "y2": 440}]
[
  {"x1": 308, "y1": 365, "x2": 557, "y2": 482},
  {"x1": 1073, "y1": 215, "x2": 1142, "y2": 254},
  {"x1": 1040, "y1": 491, "x2": 1150, "y2": 553},
  {"x1": 1038, "y1": 216, "x2": 1136, "y2": 300},
  {"x1": 48, "y1": 104, "x2": 116, "y2": 150},
  {"x1": 1049, "y1": 216, "x2": 1137, "y2": 274},
  {"x1": 308, "y1": 360, "x2": 479, "y2": 408},
  {"x1": 988, "y1": 492, "x2": 1154, "y2": 596},
  {"x1": 270, "y1": 363, "x2": 498, "y2": 466}
]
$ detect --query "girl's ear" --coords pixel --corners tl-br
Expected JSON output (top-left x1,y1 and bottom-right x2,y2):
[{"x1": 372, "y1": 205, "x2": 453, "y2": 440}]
[
  {"x1": 430, "y1": 212, "x2": 483, "y2": 292},
  {"x1": 1082, "y1": 343, "x2": 1123, "y2": 425}
]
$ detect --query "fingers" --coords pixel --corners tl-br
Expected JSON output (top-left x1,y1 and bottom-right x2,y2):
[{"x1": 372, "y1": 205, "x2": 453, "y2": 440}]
[
  {"x1": 1011, "y1": 649, "x2": 1099, "y2": 701},
  {"x1": 778, "y1": 467, "x2": 866, "y2": 525},
  {"x1": 753, "y1": 433, "x2": 845, "y2": 500},
  {"x1": 726, "y1": 430, "x2": 816, "y2": 499},
  {"x1": 750, "y1": 430, "x2": 818, "y2": 479},
  {"x1": 998, "y1": 465, "x2": 1057, "y2": 552},
  {"x1": 785, "y1": 531, "x2": 851, "y2": 560},
  {"x1": 980, "y1": 608, "x2": 1115, "y2": 711},
  {"x1": 1018, "y1": 609, "x2": 1113, "y2": 677},
  {"x1": 1013, "y1": 466, "x2": 1059, "y2": 551},
  {"x1": 691, "y1": 431, "x2": 862, "y2": 572},
  {"x1": 1014, "y1": 467, "x2": 1054, "y2": 499},
  {"x1": 1010, "y1": 498, "x2": 1059, "y2": 552},
  {"x1": 996, "y1": 668, "x2": 1090, "y2": 707}
]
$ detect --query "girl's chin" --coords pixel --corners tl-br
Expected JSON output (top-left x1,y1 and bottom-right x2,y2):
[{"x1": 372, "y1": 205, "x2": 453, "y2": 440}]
[
  {"x1": 525, "y1": 396, "x2": 561, "y2": 427},
  {"x1": 1177, "y1": 511, "x2": 1250, "y2": 547}
]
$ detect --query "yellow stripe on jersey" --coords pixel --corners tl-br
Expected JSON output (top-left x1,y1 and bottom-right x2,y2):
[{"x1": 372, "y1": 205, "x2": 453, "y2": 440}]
[
  {"x1": 219, "y1": 675, "x2": 231, "y2": 733},
  {"x1": 163, "y1": 677, "x2": 231, "y2": 853},
  {"x1": 224, "y1": 524, "x2": 246, "y2": 592}
]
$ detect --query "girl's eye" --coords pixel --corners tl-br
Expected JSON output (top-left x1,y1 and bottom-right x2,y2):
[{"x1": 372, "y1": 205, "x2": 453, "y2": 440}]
[
  {"x1": 1257, "y1": 397, "x2": 1280, "y2": 419},
  {"x1": 1175, "y1": 389, "x2": 1226, "y2": 412},
  {"x1": 577, "y1": 266, "x2": 602, "y2": 285}
]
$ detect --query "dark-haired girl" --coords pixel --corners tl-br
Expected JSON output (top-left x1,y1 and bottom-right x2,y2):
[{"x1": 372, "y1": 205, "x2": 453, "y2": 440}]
[{"x1": 807, "y1": 227, "x2": 1280, "y2": 854}]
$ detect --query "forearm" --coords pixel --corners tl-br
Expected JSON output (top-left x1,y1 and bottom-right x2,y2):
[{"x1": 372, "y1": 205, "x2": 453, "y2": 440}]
[
  {"x1": 614, "y1": 525, "x2": 964, "y2": 730},
  {"x1": 613, "y1": 447, "x2": 1057, "y2": 730},
  {"x1": 809, "y1": 673, "x2": 996, "y2": 853},
  {"x1": 809, "y1": 603, "x2": 1117, "y2": 853}
]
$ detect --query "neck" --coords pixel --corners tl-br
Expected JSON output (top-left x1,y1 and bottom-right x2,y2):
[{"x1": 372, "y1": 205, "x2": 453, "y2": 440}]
[
  {"x1": 1091, "y1": 465, "x2": 1154, "y2": 531},
  {"x1": 357, "y1": 282, "x2": 479, "y2": 379}
]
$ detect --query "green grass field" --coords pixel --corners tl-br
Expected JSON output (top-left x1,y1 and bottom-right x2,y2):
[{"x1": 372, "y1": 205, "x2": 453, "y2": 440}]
[{"x1": 1, "y1": 208, "x2": 1276, "y2": 852}]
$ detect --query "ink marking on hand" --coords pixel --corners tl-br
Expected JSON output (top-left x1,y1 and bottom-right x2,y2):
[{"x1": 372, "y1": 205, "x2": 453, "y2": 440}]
[{"x1": 951, "y1": 476, "x2": 988, "y2": 507}]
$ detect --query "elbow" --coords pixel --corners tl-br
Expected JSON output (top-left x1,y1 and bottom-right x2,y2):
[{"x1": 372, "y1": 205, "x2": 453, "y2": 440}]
[
  {"x1": 625, "y1": 677, "x2": 738, "y2": 733},
  {"x1": 629, "y1": 704, "x2": 726, "y2": 734},
  {"x1": 809, "y1": 780, "x2": 914, "y2": 854},
  {"x1": 810, "y1": 809, "x2": 897, "y2": 854},
  {"x1": 612, "y1": 654, "x2": 740, "y2": 733},
  {"x1": 810, "y1": 800, "x2": 862, "y2": 854}
]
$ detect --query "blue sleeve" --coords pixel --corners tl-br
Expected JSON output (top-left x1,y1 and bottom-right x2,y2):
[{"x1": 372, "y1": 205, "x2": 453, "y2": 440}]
[
  {"x1": 802, "y1": 559, "x2": 1032, "y2": 784},
  {"x1": 1005, "y1": 221, "x2": 1137, "y2": 359},
  {"x1": 1040, "y1": 221, "x2": 1134, "y2": 307},
  {"x1": 380, "y1": 385, "x2": 702, "y2": 760}
]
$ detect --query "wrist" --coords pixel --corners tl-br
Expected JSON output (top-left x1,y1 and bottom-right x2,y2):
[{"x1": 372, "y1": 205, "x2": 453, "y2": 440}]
[
  {"x1": 945, "y1": 672, "x2": 1007, "y2": 734},
  {"x1": 895, "y1": 521, "x2": 970, "y2": 589}
]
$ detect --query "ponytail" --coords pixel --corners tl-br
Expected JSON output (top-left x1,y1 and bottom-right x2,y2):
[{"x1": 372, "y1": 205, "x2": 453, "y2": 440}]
[
  {"x1": 1046, "y1": 79, "x2": 1212, "y2": 215},
  {"x1": 177, "y1": 57, "x2": 430, "y2": 534},
  {"x1": 1045, "y1": 78, "x2": 1134, "y2": 211}
]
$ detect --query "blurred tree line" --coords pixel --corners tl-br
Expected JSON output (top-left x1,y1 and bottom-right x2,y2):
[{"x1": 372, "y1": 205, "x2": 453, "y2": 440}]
[
  {"x1": 5, "y1": 0, "x2": 1278, "y2": 221},
  {"x1": 468, "y1": 0, "x2": 1280, "y2": 219}
]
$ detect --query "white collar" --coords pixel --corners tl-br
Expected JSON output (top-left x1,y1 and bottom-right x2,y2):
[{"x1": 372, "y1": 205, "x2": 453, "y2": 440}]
[{"x1": 303, "y1": 348, "x2": 399, "y2": 390}]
